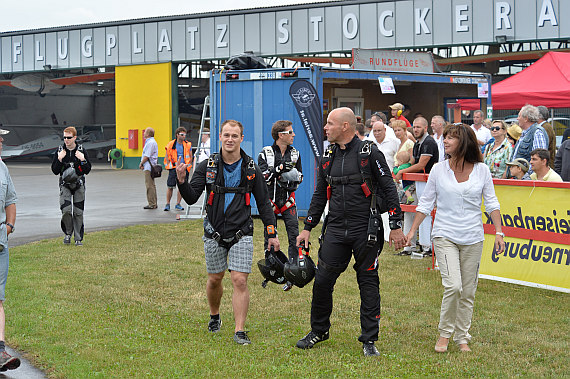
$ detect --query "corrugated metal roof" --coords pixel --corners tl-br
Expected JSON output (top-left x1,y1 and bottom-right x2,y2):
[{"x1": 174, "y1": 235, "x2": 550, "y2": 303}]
[{"x1": 0, "y1": 0, "x2": 362, "y2": 36}]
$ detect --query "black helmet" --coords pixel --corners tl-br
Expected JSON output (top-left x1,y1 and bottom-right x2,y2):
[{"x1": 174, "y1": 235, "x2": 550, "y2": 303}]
[
  {"x1": 62, "y1": 166, "x2": 79, "y2": 184},
  {"x1": 283, "y1": 245, "x2": 316, "y2": 288},
  {"x1": 257, "y1": 247, "x2": 289, "y2": 288}
]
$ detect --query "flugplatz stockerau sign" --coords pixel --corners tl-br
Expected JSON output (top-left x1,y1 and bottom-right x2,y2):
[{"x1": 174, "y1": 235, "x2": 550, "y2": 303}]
[{"x1": 1, "y1": 0, "x2": 567, "y2": 73}]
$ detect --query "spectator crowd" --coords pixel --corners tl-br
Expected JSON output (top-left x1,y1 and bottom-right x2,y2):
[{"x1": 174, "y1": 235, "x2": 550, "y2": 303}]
[{"x1": 357, "y1": 102, "x2": 568, "y2": 258}]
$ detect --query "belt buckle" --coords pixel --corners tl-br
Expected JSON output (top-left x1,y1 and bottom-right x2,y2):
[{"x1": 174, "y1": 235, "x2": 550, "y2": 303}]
[
  {"x1": 367, "y1": 234, "x2": 377, "y2": 244},
  {"x1": 211, "y1": 232, "x2": 221, "y2": 242},
  {"x1": 235, "y1": 230, "x2": 244, "y2": 240}
]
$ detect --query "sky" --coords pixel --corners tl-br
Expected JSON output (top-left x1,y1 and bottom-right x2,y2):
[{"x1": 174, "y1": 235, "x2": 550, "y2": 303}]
[{"x1": 1, "y1": 0, "x2": 331, "y2": 33}]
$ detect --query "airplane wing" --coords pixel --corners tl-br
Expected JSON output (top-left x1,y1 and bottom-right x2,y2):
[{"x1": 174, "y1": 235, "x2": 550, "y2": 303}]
[
  {"x1": 50, "y1": 72, "x2": 115, "y2": 85},
  {"x1": 1, "y1": 134, "x2": 61, "y2": 159},
  {"x1": 1, "y1": 149, "x2": 26, "y2": 158},
  {"x1": 82, "y1": 139, "x2": 116, "y2": 151},
  {"x1": 2, "y1": 72, "x2": 115, "y2": 93},
  {"x1": 1, "y1": 134, "x2": 115, "y2": 159}
]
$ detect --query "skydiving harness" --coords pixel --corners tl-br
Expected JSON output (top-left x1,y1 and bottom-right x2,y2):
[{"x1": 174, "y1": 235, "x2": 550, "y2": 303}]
[
  {"x1": 272, "y1": 193, "x2": 296, "y2": 214},
  {"x1": 204, "y1": 217, "x2": 254, "y2": 250},
  {"x1": 203, "y1": 153, "x2": 258, "y2": 249},
  {"x1": 321, "y1": 140, "x2": 380, "y2": 247},
  {"x1": 262, "y1": 146, "x2": 300, "y2": 214},
  {"x1": 58, "y1": 144, "x2": 86, "y2": 190}
]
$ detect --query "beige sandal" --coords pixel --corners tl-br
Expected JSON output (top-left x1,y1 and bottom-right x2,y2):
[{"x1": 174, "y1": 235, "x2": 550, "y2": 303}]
[{"x1": 435, "y1": 337, "x2": 449, "y2": 353}]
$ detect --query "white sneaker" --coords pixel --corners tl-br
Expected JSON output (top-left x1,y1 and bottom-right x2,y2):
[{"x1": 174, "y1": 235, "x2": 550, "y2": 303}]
[{"x1": 411, "y1": 251, "x2": 424, "y2": 259}]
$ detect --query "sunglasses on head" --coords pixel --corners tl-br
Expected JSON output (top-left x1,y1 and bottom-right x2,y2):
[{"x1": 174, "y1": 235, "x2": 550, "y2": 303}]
[
  {"x1": 279, "y1": 130, "x2": 294, "y2": 135},
  {"x1": 63, "y1": 136, "x2": 74, "y2": 140},
  {"x1": 490, "y1": 126, "x2": 503, "y2": 131}
]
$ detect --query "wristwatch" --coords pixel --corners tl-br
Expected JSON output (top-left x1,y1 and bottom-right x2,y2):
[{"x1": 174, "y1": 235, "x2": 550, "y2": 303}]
[
  {"x1": 496, "y1": 232, "x2": 505, "y2": 237},
  {"x1": 389, "y1": 220, "x2": 403, "y2": 230},
  {"x1": 5, "y1": 223, "x2": 14, "y2": 233}
]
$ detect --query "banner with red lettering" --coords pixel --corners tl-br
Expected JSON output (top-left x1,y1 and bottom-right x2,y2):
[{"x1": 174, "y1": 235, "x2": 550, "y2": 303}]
[{"x1": 352, "y1": 48, "x2": 435, "y2": 73}]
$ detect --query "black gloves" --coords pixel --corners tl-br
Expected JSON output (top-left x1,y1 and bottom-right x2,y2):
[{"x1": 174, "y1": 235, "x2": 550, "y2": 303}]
[
  {"x1": 275, "y1": 161, "x2": 294, "y2": 174},
  {"x1": 283, "y1": 161, "x2": 295, "y2": 172}
]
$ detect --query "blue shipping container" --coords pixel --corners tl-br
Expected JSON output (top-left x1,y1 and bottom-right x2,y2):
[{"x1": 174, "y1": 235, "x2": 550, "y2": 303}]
[{"x1": 209, "y1": 67, "x2": 491, "y2": 216}]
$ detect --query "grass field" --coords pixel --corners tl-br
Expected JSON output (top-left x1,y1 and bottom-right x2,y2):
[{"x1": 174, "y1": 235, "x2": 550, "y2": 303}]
[{"x1": 6, "y1": 219, "x2": 569, "y2": 378}]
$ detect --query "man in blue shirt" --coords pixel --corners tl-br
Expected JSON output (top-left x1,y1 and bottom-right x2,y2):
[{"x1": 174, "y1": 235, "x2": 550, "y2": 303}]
[
  {"x1": 0, "y1": 128, "x2": 20, "y2": 371},
  {"x1": 176, "y1": 120, "x2": 280, "y2": 345},
  {"x1": 510, "y1": 105, "x2": 548, "y2": 176},
  {"x1": 139, "y1": 128, "x2": 158, "y2": 209}
]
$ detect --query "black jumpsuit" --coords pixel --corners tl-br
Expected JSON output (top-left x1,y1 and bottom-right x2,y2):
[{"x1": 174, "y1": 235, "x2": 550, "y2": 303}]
[
  {"x1": 303, "y1": 136, "x2": 402, "y2": 343},
  {"x1": 258, "y1": 144, "x2": 303, "y2": 258},
  {"x1": 51, "y1": 144, "x2": 91, "y2": 242}
]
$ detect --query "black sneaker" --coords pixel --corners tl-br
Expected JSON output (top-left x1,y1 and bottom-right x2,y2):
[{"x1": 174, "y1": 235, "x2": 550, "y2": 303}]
[
  {"x1": 363, "y1": 341, "x2": 380, "y2": 356},
  {"x1": 63, "y1": 235, "x2": 71, "y2": 245},
  {"x1": 233, "y1": 330, "x2": 251, "y2": 345},
  {"x1": 0, "y1": 351, "x2": 20, "y2": 371},
  {"x1": 75, "y1": 240, "x2": 83, "y2": 246},
  {"x1": 208, "y1": 318, "x2": 222, "y2": 333},
  {"x1": 296, "y1": 330, "x2": 329, "y2": 349},
  {"x1": 422, "y1": 249, "x2": 433, "y2": 257},
  {"x1": 394, "y1": 250, "x2": 412, "y2": 256}
]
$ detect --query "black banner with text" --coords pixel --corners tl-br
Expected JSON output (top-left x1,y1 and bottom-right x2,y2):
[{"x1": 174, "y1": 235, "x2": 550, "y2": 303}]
[{"x1": 289, "y1": 79, "x2": 323, "y2": 159}]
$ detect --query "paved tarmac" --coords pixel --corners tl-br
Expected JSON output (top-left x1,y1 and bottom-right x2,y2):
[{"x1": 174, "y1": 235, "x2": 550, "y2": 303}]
[{"x1": 3, "y1": 160, "x2": 204, "y2": 378}]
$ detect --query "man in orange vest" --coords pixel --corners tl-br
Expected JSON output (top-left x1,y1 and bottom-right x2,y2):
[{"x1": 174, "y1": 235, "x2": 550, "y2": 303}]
[{"x1": 164, "y1": 127, "x2": 192, "y2": 211}]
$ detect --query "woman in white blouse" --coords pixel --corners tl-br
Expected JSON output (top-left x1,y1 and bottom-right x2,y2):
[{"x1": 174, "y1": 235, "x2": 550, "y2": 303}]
[{"x1": 405, "y1": 123, "x2": 505, "y2": 353}]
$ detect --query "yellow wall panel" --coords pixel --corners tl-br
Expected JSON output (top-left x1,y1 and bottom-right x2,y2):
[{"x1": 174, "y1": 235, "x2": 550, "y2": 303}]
[{"x1": 115, "y1": 63, "x2": 174, "y2": 166}]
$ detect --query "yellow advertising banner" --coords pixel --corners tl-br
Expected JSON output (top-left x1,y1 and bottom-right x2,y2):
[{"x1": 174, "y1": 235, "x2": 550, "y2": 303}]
[{"x1": 480, "y1": 181, "x2": 570, "y2": 293}]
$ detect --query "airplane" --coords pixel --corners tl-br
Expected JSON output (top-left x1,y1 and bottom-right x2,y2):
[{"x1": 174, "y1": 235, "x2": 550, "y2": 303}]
[
  {"x1": 0, "y1": 72, "x2": 114, "y2": 96},
  {"x1": 1, "y1": 126, "x2": 116, "y2": 160}
]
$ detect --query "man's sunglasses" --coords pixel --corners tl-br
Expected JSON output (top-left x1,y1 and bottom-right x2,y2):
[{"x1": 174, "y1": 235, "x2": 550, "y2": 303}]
[
  {"x1": 63, "y1": 136, "x2": 74, "y2": 140},
  {"x1": 178, "y1": 133, "x2": 186, "y2": 137},
  {"x1": 279, "y1": 130, "x2": 294, "y2": 135}
]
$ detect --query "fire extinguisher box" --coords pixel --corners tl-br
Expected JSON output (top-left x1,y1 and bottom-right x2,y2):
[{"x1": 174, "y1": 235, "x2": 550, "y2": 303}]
[{"x1": 128, "y1": 129, "x2": 138, "y2": 149}]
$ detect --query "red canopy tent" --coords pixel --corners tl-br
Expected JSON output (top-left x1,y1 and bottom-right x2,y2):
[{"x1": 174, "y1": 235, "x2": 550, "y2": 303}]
[{"x1": 457, "y1": 51, "x2": 570, "y2": 110}]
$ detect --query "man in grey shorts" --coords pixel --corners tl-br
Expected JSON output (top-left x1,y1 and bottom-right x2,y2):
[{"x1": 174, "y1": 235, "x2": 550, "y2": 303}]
[{"x1": 177, "y1": 119, "x2": 280, "y2": 345}]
